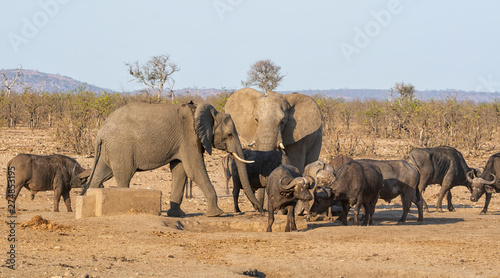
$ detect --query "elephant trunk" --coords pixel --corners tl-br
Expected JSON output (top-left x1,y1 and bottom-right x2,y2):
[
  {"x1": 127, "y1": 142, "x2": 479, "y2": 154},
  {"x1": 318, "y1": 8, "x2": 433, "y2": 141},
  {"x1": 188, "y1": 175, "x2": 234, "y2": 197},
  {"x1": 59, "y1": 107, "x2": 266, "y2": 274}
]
[
  {"x1": 256, "y1": 125, "x2": 281, "y2": 152},
  {"x1": 233, "y1": 148, "x2": 263, "y2": 212}
]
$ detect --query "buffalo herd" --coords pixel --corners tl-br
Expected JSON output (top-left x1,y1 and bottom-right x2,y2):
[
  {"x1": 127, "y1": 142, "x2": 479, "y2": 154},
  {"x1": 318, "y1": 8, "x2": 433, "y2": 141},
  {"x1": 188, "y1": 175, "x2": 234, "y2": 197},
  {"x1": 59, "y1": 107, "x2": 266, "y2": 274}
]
[{"x1": 5, "y1": 146, "x2": 499, "y2": 232}]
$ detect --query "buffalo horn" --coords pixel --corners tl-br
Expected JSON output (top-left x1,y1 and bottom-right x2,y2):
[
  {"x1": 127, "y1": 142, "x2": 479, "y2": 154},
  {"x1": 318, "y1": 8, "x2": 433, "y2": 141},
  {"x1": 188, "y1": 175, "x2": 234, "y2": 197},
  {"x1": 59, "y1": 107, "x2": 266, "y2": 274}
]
[
  {"x1": 466, "y1": 170, "x2": 476, "y2": 183},
  {"x1": 304, "y1": 175, "x2": 315, "y2": 189},
  {"x1": 483, "y1": 173, "x2": 497, "y2": 185},
  {"x1": 77, "y1": 168, "x2": 92, "y2": 179},
  {"x1": 279, "y1": 176, "x2": 295, "y2": 191}
]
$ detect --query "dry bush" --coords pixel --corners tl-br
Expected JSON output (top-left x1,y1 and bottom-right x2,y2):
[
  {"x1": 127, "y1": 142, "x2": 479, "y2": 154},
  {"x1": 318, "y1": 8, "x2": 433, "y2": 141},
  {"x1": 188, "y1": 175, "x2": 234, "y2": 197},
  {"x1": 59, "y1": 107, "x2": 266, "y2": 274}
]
[{"x1": 315, "y1": 94, "x2": 500, "y2": 159}]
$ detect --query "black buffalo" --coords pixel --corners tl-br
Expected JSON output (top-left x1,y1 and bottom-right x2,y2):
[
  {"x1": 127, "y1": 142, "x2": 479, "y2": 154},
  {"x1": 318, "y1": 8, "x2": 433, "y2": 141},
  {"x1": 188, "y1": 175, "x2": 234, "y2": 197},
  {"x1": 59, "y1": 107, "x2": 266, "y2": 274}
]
[
  {"x1": 405, "y1": 146, "x2": 477, "y2": 212},
  {"x1": 266, "y1": 165, "x2": 313, "y2": 232},
  {"x1": 358, "y1": 159, "x2": 423, "y2": 223},
  {"x1": 311, "y1": 161, "x2": 383, "y2": 226},
  {"x1": 469, "y1": 153, "x2": 499, "y2": 214},
  {"x1": 6, "y1": 154, "x2": 90, "y2": 212},
  {"x1": 227, "y1": 150, "x2": 290, "y2": 213}
]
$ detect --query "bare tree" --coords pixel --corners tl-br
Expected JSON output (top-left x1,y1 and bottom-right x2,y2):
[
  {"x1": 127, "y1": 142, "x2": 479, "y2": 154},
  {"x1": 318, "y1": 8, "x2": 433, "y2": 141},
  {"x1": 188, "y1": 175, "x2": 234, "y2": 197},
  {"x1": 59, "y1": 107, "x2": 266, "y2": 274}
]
[
  {"x1": 390, "y1": 82, "x2": 416, "y2": 101},
  {"x1": 242, "y1": 59, "x2": 285, "y2": 95},
  {"x1": 126, "y1": 54, "x2": 179, "y2": 103},
  {"x1": 1, "y1": 65, "x2": 22, "y2": 97}
]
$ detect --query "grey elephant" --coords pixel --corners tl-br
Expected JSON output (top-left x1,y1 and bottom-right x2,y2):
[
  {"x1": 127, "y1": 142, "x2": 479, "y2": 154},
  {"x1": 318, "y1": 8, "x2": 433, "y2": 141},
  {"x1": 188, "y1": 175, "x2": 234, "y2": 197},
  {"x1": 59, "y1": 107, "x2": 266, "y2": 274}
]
[
  {"x1": 225, "y1": 88, "x2": 322, "y2": 173},
  {"x1": 82, "y1": 102, "x2": 261, "y2": 217}
]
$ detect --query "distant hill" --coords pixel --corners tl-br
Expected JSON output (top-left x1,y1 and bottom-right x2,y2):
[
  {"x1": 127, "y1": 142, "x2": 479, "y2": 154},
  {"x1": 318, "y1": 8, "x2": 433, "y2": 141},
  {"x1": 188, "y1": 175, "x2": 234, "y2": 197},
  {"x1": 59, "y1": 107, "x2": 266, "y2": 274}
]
[
  {"x1": 177, "y1": 88, "x2": 500, "y2": 102},
  {"x1": 280, "y1": 89, "x2": 500, "y2": 102},
  {"x1": 1, "y1": 69, "x2": 499, "y2": 102},
  {"x1": 0, "y1": 69, "x2": 111, "y2": 93}
]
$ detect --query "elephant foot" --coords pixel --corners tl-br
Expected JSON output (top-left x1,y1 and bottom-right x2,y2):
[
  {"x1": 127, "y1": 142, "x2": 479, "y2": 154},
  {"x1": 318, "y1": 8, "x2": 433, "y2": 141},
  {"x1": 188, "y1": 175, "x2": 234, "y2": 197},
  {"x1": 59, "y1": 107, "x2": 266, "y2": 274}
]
[
  {"x1": 448, "y1": 207, "x2": 456, "y2": 212},
  {"x1": 436, "y1": 208, "x2": 444, "y2": 213},
  {"x1": 479, "y1": 211, "x2": 487, "y2": 215},
  {"x1": 205, "y1": 206, "x2": 224, "y2": 217},
  {"x1": 167, "y1": 202, "x2": 186, "y2": 217}
]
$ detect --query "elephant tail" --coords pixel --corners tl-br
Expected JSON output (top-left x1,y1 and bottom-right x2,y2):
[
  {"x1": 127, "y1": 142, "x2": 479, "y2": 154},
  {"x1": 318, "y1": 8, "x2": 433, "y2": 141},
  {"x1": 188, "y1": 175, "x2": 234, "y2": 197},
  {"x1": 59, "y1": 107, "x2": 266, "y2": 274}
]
[{"x1": 80, "y1": 137, "x2": 103, "y2": 195}]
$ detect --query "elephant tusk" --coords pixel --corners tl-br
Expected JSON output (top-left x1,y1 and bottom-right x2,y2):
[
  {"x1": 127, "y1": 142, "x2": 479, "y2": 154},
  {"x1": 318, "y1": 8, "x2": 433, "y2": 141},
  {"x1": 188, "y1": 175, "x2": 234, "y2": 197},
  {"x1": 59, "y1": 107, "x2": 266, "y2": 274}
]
[
  {"x1": 232, "y1": 152, "x2": 254, "y2": 164},
  {"x1": 248, "y1": 141, "x2": 256, "y2": 148},
  {"x1": 279, "y1": 143, "x2": 285, "y2": 150}
]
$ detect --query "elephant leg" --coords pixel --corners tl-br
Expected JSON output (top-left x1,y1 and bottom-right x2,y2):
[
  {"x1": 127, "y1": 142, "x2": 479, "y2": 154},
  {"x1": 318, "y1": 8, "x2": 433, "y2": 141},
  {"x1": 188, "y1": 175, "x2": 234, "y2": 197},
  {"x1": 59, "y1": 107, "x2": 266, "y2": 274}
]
[
  {"x1": 232, "y1": 176, "x2": 242, "y2": 213},
  {"x1": 185, "y1": 162, "x2": 223, "y2": 217},
  {"x1": 267, "y1": 196, "x2": 274, "y2": 232},
  {"x1": 167, "y1": 160, "x2": 187, "y2": 217},
  {"x1": 111, "y1": 160, "x2": 136, "y2": 189},
  {"x1": 255, "y1": 188, "x2": 265, "y2": 212},
  {"x1": 184, "y1": 179, "x2": 193, "y2": 199},
  {"x1": 88, "y1": 159, "x2": 114, "y2": 188}
]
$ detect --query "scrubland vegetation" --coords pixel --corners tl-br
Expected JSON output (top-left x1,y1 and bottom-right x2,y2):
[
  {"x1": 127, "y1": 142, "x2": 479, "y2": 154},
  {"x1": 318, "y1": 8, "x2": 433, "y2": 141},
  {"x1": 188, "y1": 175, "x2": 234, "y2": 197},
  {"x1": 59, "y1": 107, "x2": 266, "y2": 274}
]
[{"x1": 1, "y1": 87, "x2": 499, "y2": 158}]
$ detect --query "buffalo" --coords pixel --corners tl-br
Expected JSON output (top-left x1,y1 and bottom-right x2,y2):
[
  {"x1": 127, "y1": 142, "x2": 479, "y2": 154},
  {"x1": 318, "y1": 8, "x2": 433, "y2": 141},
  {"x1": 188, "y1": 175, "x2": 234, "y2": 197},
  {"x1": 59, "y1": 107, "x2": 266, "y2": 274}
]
[
  {"x1": 311, "y1": 161, "x2": 383, "y2": 226},
  {"x1": 405, "y1": 146, "x2": 477, "y2": 212},
  {"x1": 358, "y1": 159, "x2": 423, "y2": 223},
  {"x1": 6, "y1": 154, "x2": 90, "y2": 212},
  {"x1": 227, "y1": 150, "x2": 290, "y2": 213},
  {"x1": 266, "y1": 165, "x2": 313, "y2": 232},
  {"x1": 468, "y1": 153, "x2": 499, "y2": 214}
]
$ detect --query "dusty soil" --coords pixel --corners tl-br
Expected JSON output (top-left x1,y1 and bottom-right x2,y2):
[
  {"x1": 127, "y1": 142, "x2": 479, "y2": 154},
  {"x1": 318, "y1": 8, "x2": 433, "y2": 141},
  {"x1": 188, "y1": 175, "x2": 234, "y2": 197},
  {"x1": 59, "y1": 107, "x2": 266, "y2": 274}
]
[{"x1": 0, "y1": 127, "x2": 499, "y2": 278}]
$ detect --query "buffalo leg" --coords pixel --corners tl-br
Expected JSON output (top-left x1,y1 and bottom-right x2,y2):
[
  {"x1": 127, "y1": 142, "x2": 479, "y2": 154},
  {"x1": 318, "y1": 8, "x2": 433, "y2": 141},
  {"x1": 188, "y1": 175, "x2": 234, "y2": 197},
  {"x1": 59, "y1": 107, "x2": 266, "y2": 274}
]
[
  {"x1": 413, "y1": 189, "x2": 424, "y2": 223},
  {"x1": 285, "y1": 205, "x2": 296, "y2": 232},
  {"x1": 53, "y1": 187, "x2": 62, "y2": 212},
  {"x1": 62, "y1": 191, "x2": 72, "y2": 212},
  {"x1": 399, "y1": 193, "x2": 413, "y2": 223},
  {"x1": 364, "y1": 196, "x2": 378, "y2": 226},
  {"x1": 266, "y1": 196, "x2": 274, "y2": 232},
  {"x1": 338, "y1": 200, "x2": 350, "y2": 226},
  {"x1": 446, "y1": 190, "x2": 455, "y2": 211},
  {"x1": 480, "y1": 192, "x2": 492, "y2": 215},
  {"x1": 436, "y1": 174, "x2": 455, "y2": 212},
  {"x1": 353, "y1": 200, "x2": 364, "y2": 226}
]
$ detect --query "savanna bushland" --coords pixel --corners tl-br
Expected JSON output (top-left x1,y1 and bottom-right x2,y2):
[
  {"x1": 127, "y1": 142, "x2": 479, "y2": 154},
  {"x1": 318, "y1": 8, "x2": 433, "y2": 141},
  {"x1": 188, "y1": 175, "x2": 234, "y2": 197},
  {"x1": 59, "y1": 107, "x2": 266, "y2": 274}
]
[
  {"x1": 1, "y1": 86, "x2": 498, "y2": 159},
  {"x1": 1, "y1": 86, "x2": 500, "y2": 277}
]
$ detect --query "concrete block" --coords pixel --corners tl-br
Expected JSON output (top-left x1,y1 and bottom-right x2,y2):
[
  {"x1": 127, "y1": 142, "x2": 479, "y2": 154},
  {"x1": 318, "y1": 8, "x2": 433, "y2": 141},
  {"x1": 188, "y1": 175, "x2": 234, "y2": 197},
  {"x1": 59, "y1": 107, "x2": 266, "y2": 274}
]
[
  {"x1": 76, "y1": 188, "x2": 162, "y2": 219},
  {"x1": 75, "y1": 195, "x2": 96, "y2": 219}
]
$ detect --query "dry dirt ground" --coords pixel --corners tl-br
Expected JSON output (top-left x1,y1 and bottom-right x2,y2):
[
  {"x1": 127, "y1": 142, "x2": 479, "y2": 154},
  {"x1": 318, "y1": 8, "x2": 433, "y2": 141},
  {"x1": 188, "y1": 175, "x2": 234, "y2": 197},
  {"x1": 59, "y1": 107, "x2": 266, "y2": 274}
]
[{"x1": 0, "y1": 127, "x2": 499, "y2": 278}]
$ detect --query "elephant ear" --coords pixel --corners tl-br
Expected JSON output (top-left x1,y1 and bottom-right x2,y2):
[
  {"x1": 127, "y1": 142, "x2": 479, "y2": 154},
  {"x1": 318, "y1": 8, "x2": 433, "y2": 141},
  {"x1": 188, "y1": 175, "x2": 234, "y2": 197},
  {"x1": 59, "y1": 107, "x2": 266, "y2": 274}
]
[
  {"x1": 224, "y1": 88, "x2": 263, "y2": 144},
  {"x1": 283, "y1": 93, "x2": 322, "y2": 145},
  {"x1": 194, "y1": 103, "x2": 218, "y2": 155}
]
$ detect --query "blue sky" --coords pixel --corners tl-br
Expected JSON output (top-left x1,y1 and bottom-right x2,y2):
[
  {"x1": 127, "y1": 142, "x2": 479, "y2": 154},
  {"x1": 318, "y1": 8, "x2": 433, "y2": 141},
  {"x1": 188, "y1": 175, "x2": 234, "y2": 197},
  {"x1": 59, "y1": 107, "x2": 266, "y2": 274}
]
[{"x1": 1, "y1": 0, "x2": 499, "y2": 93}]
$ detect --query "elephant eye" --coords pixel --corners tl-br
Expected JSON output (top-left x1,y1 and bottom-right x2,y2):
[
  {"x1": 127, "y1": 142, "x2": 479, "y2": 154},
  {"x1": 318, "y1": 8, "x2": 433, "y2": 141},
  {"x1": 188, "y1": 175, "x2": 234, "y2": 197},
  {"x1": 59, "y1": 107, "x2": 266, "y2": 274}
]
[{"x1": 254, "y1": 118, "x2": 258, "y2": 123}]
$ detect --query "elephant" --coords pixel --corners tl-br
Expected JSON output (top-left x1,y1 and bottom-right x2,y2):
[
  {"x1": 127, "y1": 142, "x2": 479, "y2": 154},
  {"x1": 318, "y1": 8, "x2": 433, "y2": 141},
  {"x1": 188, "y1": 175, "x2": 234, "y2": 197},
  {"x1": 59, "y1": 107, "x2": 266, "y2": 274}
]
[
  {"x1": 82, "y1": 101, "x2": 261, "y2": 217},
  {"x1": 225, "y1": 88, "x2": 322, "y2": 173}
]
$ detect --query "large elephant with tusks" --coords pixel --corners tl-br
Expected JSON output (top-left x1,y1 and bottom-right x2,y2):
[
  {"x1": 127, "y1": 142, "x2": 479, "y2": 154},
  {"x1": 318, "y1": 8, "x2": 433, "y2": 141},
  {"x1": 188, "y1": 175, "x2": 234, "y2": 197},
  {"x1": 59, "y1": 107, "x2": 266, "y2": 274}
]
[
  {"x1": 225, "y1": 88, "x2": 322, "y2": 173},
  {"x1": 82, "y1": 102, "x2": 261, "y2": 217}
]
